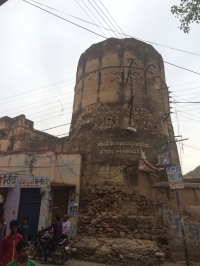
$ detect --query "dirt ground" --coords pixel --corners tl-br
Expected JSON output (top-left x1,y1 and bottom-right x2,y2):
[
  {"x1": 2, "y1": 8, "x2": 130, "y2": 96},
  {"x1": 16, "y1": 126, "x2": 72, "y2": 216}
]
[{"x1": 35, "y1": 258, "x2": 200, "y2": 266}]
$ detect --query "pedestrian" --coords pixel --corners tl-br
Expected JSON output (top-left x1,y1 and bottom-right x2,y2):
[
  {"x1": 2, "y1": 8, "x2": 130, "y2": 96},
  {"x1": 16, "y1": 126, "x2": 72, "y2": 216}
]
[
  {"x1": 61, "y1": 214, "x2": 70, "y2": 239},
  {"x1": 0, "y1": 220, "x2": 23, "y2": 266},
  {"x1": 17, "y1": 217, "x2": 29, "y2": 242},
  {"x1": 0, "y1": 211, "x2": 6, "y2": 246},
  {"x1": 7, "y1": 240, "x2": 36, "y2": 266},
  {"x1": 39, "y1": 214, "x2": 62, "y2": 264}
]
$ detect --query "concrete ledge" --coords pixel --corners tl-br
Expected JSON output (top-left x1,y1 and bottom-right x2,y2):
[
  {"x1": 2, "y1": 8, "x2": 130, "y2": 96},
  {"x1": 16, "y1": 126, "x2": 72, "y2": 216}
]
[{"x1": 152, "y1": 182, "x2": 200, "y2": 189}]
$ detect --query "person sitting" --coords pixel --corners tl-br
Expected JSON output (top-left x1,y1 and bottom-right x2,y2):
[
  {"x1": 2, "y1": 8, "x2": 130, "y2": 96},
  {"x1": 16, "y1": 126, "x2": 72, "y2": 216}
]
[
  {"x1": 39, "y1": 214, "x2": 62, "y2": 264},
  {"x1": 7, "y1": 240, "x2": 36, "y2": 266}
]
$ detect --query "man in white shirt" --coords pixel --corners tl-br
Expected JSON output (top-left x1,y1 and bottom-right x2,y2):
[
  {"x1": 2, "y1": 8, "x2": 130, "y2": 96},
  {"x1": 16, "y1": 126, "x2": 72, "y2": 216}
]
[{"x1": 62, "y1": 215, "x2": 70, "y2": 239}]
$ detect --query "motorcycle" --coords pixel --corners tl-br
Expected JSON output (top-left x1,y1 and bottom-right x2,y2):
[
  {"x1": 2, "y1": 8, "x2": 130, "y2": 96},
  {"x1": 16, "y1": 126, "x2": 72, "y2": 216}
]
[{"x1": 28, "y1": 231, "x2": 69, "y2": 265}]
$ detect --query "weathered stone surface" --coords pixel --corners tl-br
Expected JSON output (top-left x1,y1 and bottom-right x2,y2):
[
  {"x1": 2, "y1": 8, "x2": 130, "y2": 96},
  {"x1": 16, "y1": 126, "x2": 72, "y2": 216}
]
[{"x1": 72, "y1": 237, "x2": 164, "y2": 266}]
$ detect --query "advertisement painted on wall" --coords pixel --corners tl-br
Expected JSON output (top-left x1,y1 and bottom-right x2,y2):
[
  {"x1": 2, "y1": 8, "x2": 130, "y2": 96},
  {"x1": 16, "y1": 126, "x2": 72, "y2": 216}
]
[
  {"x1": 166, "y1": 167, "x2": 184, "y2": 189},
  {"x1": 0, "y1": 174, "x2": 50, "y2": 188}
]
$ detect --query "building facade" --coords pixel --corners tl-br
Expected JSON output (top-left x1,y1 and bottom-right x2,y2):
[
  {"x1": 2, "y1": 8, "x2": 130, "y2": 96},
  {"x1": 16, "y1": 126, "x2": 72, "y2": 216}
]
[{"x1": 0, "y1": 151, "x2": 81, "y2": 238}]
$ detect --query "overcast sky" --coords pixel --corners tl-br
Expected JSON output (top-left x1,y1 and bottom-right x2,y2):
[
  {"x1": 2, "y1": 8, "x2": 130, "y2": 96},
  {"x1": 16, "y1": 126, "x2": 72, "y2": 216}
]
[{"x1": 0, "y1": 0, "x2": 199, "y2": 174}]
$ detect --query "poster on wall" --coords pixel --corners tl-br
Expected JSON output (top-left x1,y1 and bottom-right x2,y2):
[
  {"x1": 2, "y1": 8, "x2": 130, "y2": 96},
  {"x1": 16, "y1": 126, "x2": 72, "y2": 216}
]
[
  {"x1": 157, "y1": 147, "x2": 171, "y2": 165},
  {"x1": 0, "y1": 173, "x2": 17, "y2": 187},
  {"x1": 69, "y1": 202, "x2": 78, "y2": 216},
  {"x1": 166, "y1": 166, "x2": 184, "y2": 189}
]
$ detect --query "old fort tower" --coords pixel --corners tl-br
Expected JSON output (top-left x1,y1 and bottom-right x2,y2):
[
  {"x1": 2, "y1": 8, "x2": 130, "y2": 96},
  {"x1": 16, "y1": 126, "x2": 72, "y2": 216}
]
[{"x1": 68, "y1": 38, "x2": 183, "y2": 264}]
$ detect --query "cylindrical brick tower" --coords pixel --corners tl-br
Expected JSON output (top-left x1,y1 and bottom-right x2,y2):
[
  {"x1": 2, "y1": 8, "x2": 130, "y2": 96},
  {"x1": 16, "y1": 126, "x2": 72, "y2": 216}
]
[{"x1": 69, "y1": 38, "x2": 180, "y2": 264}]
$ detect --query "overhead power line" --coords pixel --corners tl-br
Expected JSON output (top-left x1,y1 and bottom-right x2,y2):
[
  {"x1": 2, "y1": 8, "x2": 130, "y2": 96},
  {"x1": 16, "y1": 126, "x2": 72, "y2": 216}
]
[
  {"x1": 183, "y1": 144, "x2": 200, "y2": 151},
  {"x1": 23, "y1": 0, "x2": 106, "y2": 38},
  {"x1": 90, "y1": 0, "x2": 121, "y2": 38},
  {"x1": 87, "y1": 0, "x2": 116, "y2": 37},
  {"x1": 98, "y1": 0, "x2": 126, "y2": 37},
  {"x1": 0, "y1": 82, "x2": 74, "y2": 105},
  {"x1": 169, "y1": 80, "x2": 200, "y2": 88},
  {"x1": 74, "y1": 0, "x2": 107, "y2": 38},
  {"x1": 35, "y1": 112, "x2": 72, "y2": 123},
  {"x1": 0, "y1": 91, "x2": 74, "y2": 115},
  {"x1": 41, "y1": 123, "x2": 71, "y2": 132},
  {"x1": 0, "y1": 77, "x2": 75, "y2": 101},
  {"x1": 29, "y1": 103, "x2": 73, "y2": 120},
  {"x1": 170, "y1": 101, "x2": 200, "y2": 103},
  {"x1": 28, "y1": 0, "x2": 200, "y2": 57},
  {"x1": 22, "y1": 0, "x2": 200, "y2": 76},
  {"x1": 171, "y1": 89, "x2": 200, "y2": 96},
  {"x1": 4, "y1": 99, "x2": 73, "y2": 118}
]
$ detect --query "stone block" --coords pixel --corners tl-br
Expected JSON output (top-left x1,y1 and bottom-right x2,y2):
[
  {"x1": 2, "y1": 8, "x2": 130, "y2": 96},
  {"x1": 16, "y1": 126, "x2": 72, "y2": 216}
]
[{"x1": 119, "y1": 231, "x2": 126, "y2": 238}]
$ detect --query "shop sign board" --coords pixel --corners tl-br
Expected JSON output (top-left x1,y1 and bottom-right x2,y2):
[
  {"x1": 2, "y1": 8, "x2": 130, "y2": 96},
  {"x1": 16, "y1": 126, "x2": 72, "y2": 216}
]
[
  {"x1": 166, "y1": 166, "x2": 184, "y2": 189},
  {"x1": 0, "y1": 174, "x2": 50, "y2": 188},
  {"x1": 0, "y1": 173, "x2": 17, "y2": 187},
  {"x1": 17, "y1": 176, "x2": 50, "y2": 188}
]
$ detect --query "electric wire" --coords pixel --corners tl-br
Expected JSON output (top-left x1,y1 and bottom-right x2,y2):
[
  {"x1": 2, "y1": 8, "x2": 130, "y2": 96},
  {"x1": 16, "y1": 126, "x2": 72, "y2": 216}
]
[
  {"x1": 98, "y1": 0, "x2": 126, "y2": 37},
  {"x1": 22, "y1": 0, "x2": 200, "y2": 76},
  {"x1": 0, "y1": 77, "x2": 75, "y2": 102},
  {"x1": 79, "y1": 0, "x2": 112, "y2": 38},
  {"x1": 28, "y1": 0, "x2": 200, "y2": 57},
  {"x1": 88, "y1": 0, "x2": 119, "y2": 38},
  {"x1": 169, "y1": 80, "x2": 200, "y2": 88},
  {"x1": 0, "y1": 91, "x2": 74, "y2": 115},
  {"x1": 4, "y1": 99, "x2": 73, "y2": 118},
  {"x1": 77, "y1": 0, "x2": 111, "y2": 37},
  {"x1": 74, "y1": 0, "x2": 107, "y2": 38},
  {"x1": 35, "y1": 113, "x2": 72, "y2": 123},
  {"x1": 183, "y1": 144, "x2": 200, "y2": 151},
  {"x1": 28, "y1": 104, "x2": 73, "y2": 120},
  {"x1": 171, "y1": 90, "x2": 200, "y2": 96},
  {"x1": 22, "y1": 0, "x2": 106, "y2": 38},
  {"x1": 92, "y1": 0, "x2": 122, "y2": 38},
  {"x1": 0, "y1": 82, "x2": 74, "y2": 105}
]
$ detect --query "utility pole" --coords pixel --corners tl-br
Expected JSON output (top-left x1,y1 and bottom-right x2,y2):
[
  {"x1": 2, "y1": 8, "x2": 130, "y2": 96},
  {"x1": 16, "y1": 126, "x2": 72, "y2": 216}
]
[{"x1": 167, "y1": 136, "x2": 191, "y2": 266}]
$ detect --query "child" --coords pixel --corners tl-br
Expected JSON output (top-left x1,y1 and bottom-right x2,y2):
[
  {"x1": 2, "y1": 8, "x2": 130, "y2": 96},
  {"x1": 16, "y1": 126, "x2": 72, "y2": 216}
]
[
  {"x1": 17, "y1": 217, "x2": 29, "y2": 242},
  {"x1": 7, "y1": 240, "x2": 35, "y2": 266},
  {"x1": 0, "y1": 220, "x2": 23, "y2": 266}
]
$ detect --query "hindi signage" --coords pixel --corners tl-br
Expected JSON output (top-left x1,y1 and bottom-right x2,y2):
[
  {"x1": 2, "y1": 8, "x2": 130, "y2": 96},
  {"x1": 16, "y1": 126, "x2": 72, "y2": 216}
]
[
  {"x1": 0, "y1": 173, "x2": 17, "y2": 187},
  {"x1": 166, "y1": 167, "x2": 184, "y2": 189},
  {"x1": 17, "y1": 177, "x2": 50, "y2": 188},
  {"x1": 0, "y1": 174, "x2": 50, "y2": 188}
]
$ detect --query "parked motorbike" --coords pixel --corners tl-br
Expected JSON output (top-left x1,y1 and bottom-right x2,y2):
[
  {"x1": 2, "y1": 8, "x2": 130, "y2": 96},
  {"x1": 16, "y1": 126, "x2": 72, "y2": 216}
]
[{"x1": 28, "y1": 231, "x2": 69, "y2": 265}]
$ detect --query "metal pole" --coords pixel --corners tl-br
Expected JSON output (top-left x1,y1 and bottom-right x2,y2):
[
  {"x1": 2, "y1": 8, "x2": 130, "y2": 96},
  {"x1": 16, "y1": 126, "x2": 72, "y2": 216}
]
[
  {"x1": 167, "y1": 137, "x2": 191, "y2": 266},
  {"x1": 175, "y1": 190, "x2": 191, "y2": 266}
]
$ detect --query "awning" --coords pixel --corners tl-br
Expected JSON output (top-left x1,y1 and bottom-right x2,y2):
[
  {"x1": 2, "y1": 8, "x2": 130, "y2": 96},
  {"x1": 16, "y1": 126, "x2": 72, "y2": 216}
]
[{"x1": 51, "y1": 183, "x2": 76, "y2": 187}]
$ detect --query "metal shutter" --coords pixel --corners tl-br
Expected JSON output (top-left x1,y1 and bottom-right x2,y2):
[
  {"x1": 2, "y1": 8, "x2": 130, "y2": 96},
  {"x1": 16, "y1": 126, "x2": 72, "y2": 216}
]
[
  {"x1": 17, "y1": 188, "x2": 41, "y2": 236},
  {"x1": 52, "y1": 189, "x2": 69, "y2": 223}
]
